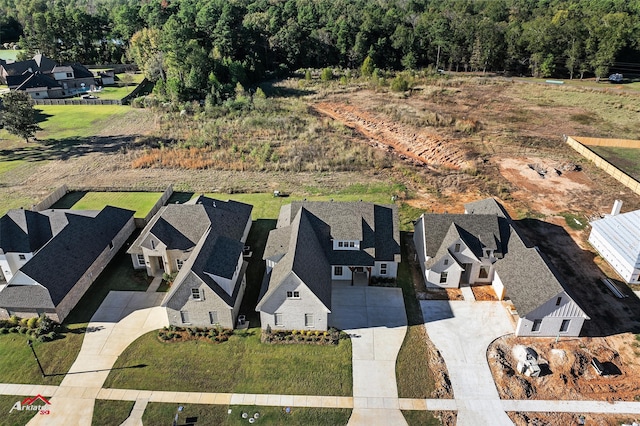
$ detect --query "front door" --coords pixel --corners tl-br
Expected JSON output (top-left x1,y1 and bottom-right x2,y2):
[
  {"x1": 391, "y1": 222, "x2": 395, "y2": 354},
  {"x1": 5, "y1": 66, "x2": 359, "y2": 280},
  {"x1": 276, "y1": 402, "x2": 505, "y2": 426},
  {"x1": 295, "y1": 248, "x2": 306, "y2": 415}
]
[{"x1": 460, "y1": 263, "x2": 472, "y2": 285}]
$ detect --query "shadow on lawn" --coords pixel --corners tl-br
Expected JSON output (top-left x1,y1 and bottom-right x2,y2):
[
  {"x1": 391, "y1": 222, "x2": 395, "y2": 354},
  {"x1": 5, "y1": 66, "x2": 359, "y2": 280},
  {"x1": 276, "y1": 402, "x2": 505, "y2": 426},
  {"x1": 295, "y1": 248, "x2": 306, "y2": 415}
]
[
  {"x1": 0, "y1": 134, "x2": 175, "y2": 162},
  {"x1": 44, "y1": 363, "x2": 148, "y2": 378}
]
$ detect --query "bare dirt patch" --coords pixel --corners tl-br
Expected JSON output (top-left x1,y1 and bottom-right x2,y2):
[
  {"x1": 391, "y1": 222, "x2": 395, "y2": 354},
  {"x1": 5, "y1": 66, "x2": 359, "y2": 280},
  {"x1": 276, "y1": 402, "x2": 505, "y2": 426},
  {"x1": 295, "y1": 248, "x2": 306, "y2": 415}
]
[
  {"x1": 471, "y1": 284, "x2": 498, "y2": 301},
  {"x1": 508, "y1": 412, "x2": 638, "y2": 426},
  {"x1": 489, "y1": 334, "x2": 640, "y2": 402}
]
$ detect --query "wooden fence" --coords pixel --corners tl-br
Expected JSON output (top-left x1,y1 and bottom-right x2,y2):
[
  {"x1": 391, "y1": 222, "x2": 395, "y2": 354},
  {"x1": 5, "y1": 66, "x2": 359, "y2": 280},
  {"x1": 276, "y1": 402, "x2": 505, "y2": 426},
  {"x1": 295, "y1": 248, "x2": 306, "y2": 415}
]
[
  {"x1": 566, "y1": 136, "x2": 640, "y2": 196},
  {"x1": 33, "y1": 98, "x2": 121, "y2": 106},
  {"x1": 32, "y1": 185, "x2": 69, "y2": 211}
]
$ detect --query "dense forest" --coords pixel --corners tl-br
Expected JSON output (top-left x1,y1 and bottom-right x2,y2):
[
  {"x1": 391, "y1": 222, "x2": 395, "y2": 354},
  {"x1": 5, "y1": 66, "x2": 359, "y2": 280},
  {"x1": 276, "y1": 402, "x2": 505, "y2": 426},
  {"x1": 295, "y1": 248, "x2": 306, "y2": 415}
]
[{"x1": 2, "y1": 0, "x2": 640, "y2": 102}]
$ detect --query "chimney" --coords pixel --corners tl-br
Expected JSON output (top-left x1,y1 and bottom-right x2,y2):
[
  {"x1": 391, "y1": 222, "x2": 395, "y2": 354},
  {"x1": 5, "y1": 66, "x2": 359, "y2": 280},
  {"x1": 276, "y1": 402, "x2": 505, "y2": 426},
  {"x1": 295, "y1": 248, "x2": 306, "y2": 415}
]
[{"x1": 611, "y1": 200, "x2": 623, "y2": 216}]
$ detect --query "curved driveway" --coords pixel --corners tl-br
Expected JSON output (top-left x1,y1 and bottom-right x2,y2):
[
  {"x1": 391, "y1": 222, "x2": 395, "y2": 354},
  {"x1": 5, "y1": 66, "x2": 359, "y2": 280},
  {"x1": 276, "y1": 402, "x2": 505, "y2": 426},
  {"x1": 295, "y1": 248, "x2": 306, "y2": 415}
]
[{"x1": 421, "y1": 300, "x2": 514, "y2": 425}]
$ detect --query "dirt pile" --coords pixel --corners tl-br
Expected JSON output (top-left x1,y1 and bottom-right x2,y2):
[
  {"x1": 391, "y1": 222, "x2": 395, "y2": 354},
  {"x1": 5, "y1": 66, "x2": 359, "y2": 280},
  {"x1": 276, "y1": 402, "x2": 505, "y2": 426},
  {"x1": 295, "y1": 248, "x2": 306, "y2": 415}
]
[
  {"x1": 313, "y1": 102, "x2": 474, "y2": 170},
  {"x1": 488, "y1": 334, "x2": 640, "y2": 401}
]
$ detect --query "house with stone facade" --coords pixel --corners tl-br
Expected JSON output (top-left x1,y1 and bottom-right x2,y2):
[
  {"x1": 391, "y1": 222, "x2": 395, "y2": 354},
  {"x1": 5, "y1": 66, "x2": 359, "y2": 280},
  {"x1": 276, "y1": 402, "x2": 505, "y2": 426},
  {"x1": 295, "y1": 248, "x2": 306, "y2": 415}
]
[
  {"x1": 414, "y1": 198, "x2": 589, "y2": 337},
  {"x1": 129, "y1": 196, "x2": 252, "y2": 329},
  {"x1": 257, "y1": 201, "x2": 400, "y2": 331},
  {"x1": 0, "y1": 206, "x2": 135, "y2": 322}
]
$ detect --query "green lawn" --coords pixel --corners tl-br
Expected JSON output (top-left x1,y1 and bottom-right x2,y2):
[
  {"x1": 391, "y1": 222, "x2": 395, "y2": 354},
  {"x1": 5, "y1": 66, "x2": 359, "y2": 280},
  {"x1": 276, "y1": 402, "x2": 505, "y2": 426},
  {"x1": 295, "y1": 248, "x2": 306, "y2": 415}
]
[
  {"x1": 0, "y1": 50, "x2": 22, "y2": 61},
  {"x1": 0, "y1": 395, "x2": 45, "y2": 426},
  {"x1": 402, "y1": 410, "x2": 445, "y2": 426},
  {"x1": 92, "y1": 400, "x2": 134, "y2": 426},
  {"x1": 589, "y1": 145, "x2": 640, "y2": 181},
  {"x1": 35, "y1": 104, "x2": 130, "y2": 140},
  {"x1": 96, "y1": 85, "x2": 135, "y2": 100},
  {"x1": 63, "y1": 242, "x2": 152, "y2": 325},
  {"x1": 142, "y1": 403, "x2": 351, "y2": 426},
  {"x1": 0, "y1": 324, "x2": 85, "y2": 385},
  {"x1": 103, "y1": 328, "x2": 352, "y2": 396},
  {"x1": 69, "y1": 191, "x2": 162, "y2": 219}
]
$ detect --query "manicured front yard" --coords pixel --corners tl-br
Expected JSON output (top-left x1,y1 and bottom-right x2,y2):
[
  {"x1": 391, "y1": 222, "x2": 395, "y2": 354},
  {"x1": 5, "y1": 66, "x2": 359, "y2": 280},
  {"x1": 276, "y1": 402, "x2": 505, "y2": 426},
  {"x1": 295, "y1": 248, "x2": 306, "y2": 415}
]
[
  {"x1": 92, "y1": 400, "x2": 134, "y2": 426},
  {"x1": 0, "y1": 325, "x2": 84, "y2": 385},
  {"x1": 69, "y1": 191, "x2": 163, "y2": 218},
  {"x1": 103, "y1": 328, "x2": 352, "y2": 396},
  {"x1": 0, "y1": 395, "x2": 45, "y2": 426},
  {"x1": 142, "y1": 403, "x2": 351, "y2": 426}
]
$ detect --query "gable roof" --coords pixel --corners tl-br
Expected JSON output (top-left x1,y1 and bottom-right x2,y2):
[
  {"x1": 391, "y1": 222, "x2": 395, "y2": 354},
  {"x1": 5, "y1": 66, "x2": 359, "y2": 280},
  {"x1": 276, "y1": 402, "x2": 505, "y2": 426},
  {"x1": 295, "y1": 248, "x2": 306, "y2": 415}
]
[
  {"x1": 420, "y1": 213, "x2": 507, "y2": 259},
  {"x1": 1, "y1": 59, "x2": 37, "y2": 77},
  {"x1": 129, "y1": 197, "x2": 252, "y2": 254},
  {"x1": 1, "y1": 206, "x2": 134, "y2": 306},
  {"x1": 278, "y1": 201, "x2": 401, "y2": 264},
  {"x1": 15, "y1": 72, "x2": 61, "y2": 91},
  {"x1": 33, "y1": 54, "x2": 56, "y2": 73},
  {"x1": 494, "y1": 228, "x2": 586, "y2": 318},
  {"x1": 257, "y1": 208, "x2": 332, "y2": 311}
]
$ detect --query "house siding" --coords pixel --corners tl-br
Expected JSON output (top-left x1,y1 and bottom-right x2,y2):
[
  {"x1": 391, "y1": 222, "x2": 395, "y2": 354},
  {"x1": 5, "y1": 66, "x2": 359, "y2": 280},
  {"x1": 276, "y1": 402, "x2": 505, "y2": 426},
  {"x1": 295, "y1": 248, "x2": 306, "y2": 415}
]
[
  {"x1": 259, "y1": 274, "x2": 329, "y2": 331},
  {"x1": 166, "y1": 274, "x2": 234, "y2": 328},
  {"x1": 413, "y1": 216, "x2": 427, "y2": 280},
  {"x1": 0, "y1": 252, "x2": 33, "y2": 281},
  {"x1": 55, "y1": 216, "x2": 135, "y2": 322},
  {"x1": 515, "y1": 294, "x2": 586, "y2": 337}
]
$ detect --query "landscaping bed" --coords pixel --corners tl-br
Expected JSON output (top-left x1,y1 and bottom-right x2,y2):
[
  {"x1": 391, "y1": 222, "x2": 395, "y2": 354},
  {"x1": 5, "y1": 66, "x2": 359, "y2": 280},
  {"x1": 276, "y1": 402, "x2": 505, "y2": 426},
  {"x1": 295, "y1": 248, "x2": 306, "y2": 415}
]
[
  {"x1": 157, "y1": 325, "x2": 234, "y2": 343},
  {"x1": 261, "y1": 327, "x2": 348, "y2": 345}
]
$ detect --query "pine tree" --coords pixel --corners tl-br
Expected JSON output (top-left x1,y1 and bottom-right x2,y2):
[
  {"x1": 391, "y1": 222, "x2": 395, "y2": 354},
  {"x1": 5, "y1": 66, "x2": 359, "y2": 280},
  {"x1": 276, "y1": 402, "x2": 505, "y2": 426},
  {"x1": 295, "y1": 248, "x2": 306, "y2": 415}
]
[{"x1": 0, "y1": 92, "x2": 41, "y2": 142}]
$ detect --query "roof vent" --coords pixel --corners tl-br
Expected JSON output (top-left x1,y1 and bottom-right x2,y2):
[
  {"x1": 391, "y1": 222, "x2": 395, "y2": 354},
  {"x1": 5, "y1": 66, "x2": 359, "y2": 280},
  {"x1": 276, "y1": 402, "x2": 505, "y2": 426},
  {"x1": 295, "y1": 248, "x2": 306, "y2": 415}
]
[{"x1": 611, "y1": 200, "x2": 623, "y2": 216}]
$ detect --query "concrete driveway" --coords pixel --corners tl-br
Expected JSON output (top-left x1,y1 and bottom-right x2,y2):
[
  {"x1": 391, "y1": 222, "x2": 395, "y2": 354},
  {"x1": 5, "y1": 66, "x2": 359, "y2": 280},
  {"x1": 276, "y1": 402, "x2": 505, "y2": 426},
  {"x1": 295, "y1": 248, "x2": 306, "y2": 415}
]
[
  {"x1": 28, "y1": 291, "x2": 167, "y2": 426},
  {"x1": 421, "y1": 300, "x2": 515, "y2": 426},
  {"x1": 331, "y1": 285, "x2": 408, "y2": 426}
]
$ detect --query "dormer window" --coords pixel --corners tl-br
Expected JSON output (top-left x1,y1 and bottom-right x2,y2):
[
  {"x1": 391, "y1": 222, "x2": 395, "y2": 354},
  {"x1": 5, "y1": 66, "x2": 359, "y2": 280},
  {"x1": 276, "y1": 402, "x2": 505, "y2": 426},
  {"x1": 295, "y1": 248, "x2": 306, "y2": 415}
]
[
  {"x1": 19, "y1": 254, "x2": 26, "y2": 260},
  {"x1": 286, "y1": 291, "x2": 300, "y2": 299},
  {"x1": 338, "y1": 242, "x2": 344, "y2": 247},
  {"x1": 191, "y1": 288, "x2": 201, "y2": 300},
  {"x1": 443, "y1": 259, "x2": 449, "y2": 266},
  {"x1": 454, "y1": 243, "x2": 461, "y2": 252},
  {"x1": 349, "y1": 241, "x2": 355, "y2": 247}
]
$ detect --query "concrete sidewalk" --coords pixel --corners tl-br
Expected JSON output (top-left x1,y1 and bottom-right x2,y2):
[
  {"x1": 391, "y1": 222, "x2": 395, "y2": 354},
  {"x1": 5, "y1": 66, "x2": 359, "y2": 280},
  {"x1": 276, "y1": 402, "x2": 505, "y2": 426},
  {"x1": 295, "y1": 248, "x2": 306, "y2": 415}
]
[
  {"x1": 27, "y1": 291, "x2": 167, "y2": 426},
  {"x1": 421, "y1": 300, "x2": 515, "y2": 425},
  {"x1": 331, "y1": 286, "x2": 408, "y2": 426}
]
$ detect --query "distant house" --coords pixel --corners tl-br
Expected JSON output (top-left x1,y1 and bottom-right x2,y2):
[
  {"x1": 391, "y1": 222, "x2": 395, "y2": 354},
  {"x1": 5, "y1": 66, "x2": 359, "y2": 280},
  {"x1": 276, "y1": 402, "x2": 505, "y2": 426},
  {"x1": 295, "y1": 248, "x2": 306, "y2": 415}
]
[
  {"x1": 257, "y1": 201, "x2": 400, "y2": 331},
  {"x1": 128, "y1": 196, "x2": 253, "y2": 329},
  {"x1": 0, "y1": 206, "x2": 135, "y2": 322},
  {"x1": 588, "y1": 200, "x2": 640, "y2": 284},
  {"x1": 414, "y1": 198, "x2": 589, "y2": 337},
  {"x1": 0, "y1": 54, "x2": 96, "y2": 98},
  {"x1": 96, "y1": 70, "x2": 115, "y2": 86}
]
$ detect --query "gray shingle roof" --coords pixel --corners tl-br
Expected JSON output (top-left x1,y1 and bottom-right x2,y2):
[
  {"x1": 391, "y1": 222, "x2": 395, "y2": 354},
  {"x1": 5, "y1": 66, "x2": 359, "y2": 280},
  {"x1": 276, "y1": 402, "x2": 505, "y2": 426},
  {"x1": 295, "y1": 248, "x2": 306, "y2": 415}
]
[
  {"x1": 464, "y1": 198, "x2": 509, "y2": 218},
  {"x1": 257, "y1": 208, "x2": 332, "y2": 311},
  {"x1": 15, "y1": 72, "x2": 61, "y2": 90},
  {"x1": 0, "y1": 206, "x2": 134, "y2": 307},
  {"x1": 1, "y1": 59, "x2": 37, "y2": 77}
]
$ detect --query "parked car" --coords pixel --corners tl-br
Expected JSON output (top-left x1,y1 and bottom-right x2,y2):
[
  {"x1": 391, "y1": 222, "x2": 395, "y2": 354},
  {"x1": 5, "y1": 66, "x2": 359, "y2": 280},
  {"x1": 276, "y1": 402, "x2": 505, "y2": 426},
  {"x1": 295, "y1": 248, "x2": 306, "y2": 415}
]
[{"x1": 608, "y1": 73, "x2": 623, "y2": 83}]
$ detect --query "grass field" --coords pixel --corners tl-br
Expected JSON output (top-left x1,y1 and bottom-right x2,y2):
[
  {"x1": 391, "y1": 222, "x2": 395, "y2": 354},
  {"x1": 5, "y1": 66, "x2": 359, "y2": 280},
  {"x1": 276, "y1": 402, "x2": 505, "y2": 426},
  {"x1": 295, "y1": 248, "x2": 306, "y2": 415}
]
[
  {"x1": 0, "y1": 395, "x2": 44, "y2": 425},
  {"x1": 103, "y1": 328, "x2": 352, "y2": 395},
  {"x1": 96, "y1": 85, "x2": 135, "y2": 100},
  {"x1": 142, "y1": 403, "x2": 351, "y2": 425},
  {"x1": 588, "y1": 145, "x2": 640, "y2": 181},
  {"x1": 34, "y1": 105, "x2": 131, "y2": 140},
  {"x1": 92, "y1": 400, "x2": 134, "y2": 426},
  {"x1": 69, "y1": 191, "x2": 162, "y2": 218},
  {"x1": 0, "y1": 324, "x2": 85, "y2": 385},
  {"x1": 0, "y1": 50, "x2": 22, "y2": 61},
  {"x1": 402, "y1": 410, "x2": 444, "y2": 426}
]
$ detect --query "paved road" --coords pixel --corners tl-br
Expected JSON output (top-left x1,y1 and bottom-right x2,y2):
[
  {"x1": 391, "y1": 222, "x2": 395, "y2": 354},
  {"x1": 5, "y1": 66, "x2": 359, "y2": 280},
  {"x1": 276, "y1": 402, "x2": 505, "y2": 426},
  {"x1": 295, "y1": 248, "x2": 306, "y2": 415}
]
[
  {"x1": 421, "y1": 300, "x2": 515, "y2": 425},
  {"x1": 331, "y1": 285, "x2": 408, "y2": 426}
]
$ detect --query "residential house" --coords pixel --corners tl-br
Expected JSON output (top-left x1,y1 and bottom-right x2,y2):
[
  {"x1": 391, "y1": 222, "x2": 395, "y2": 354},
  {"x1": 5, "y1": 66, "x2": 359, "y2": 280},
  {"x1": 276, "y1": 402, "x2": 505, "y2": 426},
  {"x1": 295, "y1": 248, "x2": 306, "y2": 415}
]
[
  {"x1": 0, "y1": 206, "x2": 135, "y2": 322},
  {"x1": 0, "y1": 54, "x2": 96, "y2": 98},
  {"x1": 128, "y1": 196, "x2": 253, "y2": 329},
  {"x1": 414, "y1": 198, "x2": 589, "y2": 337},
  {"x1": 588, "y1": 200, "x2": 640, "y2": 284},
  {"x1": 257, "y1": 201, "x2": 401, "y2": 331}
]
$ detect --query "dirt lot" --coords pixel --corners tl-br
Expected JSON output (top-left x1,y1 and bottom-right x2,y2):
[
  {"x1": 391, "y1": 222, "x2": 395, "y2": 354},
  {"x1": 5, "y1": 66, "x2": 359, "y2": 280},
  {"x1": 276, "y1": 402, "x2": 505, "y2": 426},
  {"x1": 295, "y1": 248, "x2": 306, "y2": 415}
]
[{"x1": 489, "y1": 334, "x2": 640, "y2": 401}]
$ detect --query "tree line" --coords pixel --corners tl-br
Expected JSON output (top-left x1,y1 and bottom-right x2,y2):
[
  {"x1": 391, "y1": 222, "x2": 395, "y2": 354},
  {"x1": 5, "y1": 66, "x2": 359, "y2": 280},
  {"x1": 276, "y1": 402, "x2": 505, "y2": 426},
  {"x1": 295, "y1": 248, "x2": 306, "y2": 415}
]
[{"x1": 2, "y1": 0, "x2": 640, "y2": 102}]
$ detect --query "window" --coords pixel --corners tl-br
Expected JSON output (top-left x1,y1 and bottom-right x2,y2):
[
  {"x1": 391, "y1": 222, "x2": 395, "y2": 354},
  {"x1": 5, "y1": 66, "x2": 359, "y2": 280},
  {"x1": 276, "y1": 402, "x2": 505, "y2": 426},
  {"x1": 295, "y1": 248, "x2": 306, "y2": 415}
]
[
  {"x1": 274, "y1": 313, "x2": 283, "y2": 326},
  {"x1": 66, "y1": 72, "x2": 73, "y2": 78},
  {"x1": 338, "y1": 241, "x2": 344, "y2": 247},
  {"x1": 176, "y1": 259, "x2": 184, "y2": 270},
  {"x1": 137, "y1": 254, "x2": 145, "y2": 265},
  {"x1": 334, "y1": 266, "x2": 343, "y2": 276},
  {"x1": 454, "y1": 243, "x2": 461, "y2": 252},
  {"x1": 560, "y1": 319, "x2": 570, "y2": 332},
  {"x1": 532, "y1": 319, "x2": 542, "y2": 332},
  {"x1": 439, "y1": 272, "x2": 448, "y2": 284},
  {"x1": 286, "y1": 291, "x2": 300, "y2": 299},
  {"x1": 479, "y1": 267, "x2": 489, "y2": 279},
  {"x1": 443, "y1": 259, "x2": 449, "y2": 266},
  {"x1": 18, "y1": 254, "x2": 26, "y2": 260},
  {"x1": 555, "y1": 297, "x2": 562, "y2": 306},
  {"x1": 305, "y1": 313, "x2": 314, "y2": 327},
  {"x1": 191, "y1": 288, "x2": 201, "y2": 300},
  {"x1": 151, "y1": 240, "x2": 156, "y2": 249},
  {"x1": 380, "y1": 263, "x2": 387, "y2": 275},
  {"x1": 209, "y1": 311, "x2": 218, "y2": 324},
  {"x1": 180, "y1": 311, "x2": 190, "y2": 324},
  {"x1": 349, "y1": 241, "x2": 355, "y2": 247}
]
